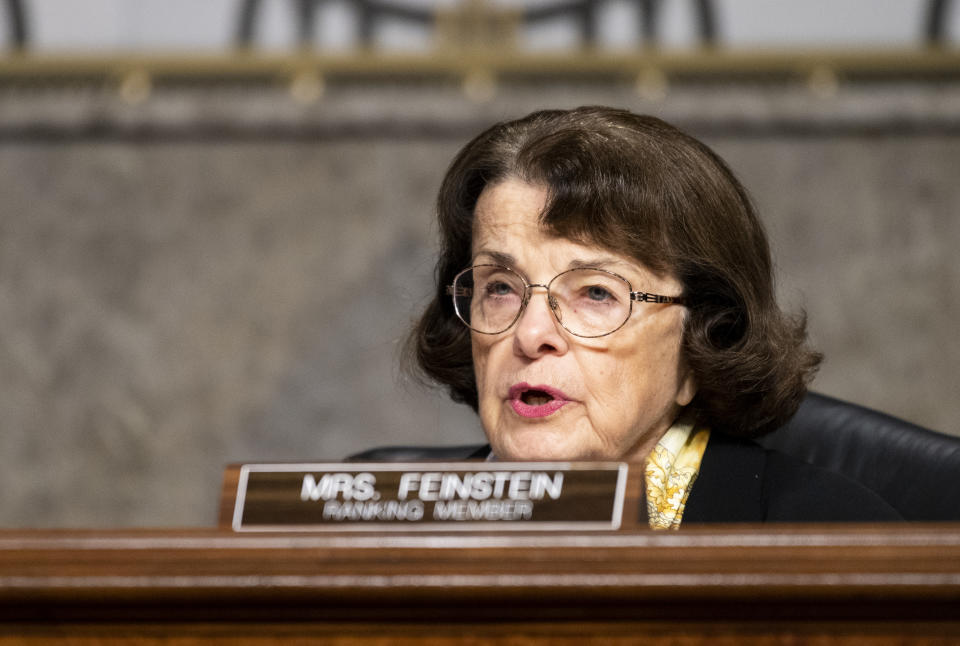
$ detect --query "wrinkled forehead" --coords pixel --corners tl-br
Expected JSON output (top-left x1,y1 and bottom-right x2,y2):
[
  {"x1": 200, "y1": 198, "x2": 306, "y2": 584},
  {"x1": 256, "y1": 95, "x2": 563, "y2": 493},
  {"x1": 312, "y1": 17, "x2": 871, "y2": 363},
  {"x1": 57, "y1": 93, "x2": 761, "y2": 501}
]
[
  {"x1": 470, "y1": 179, "x2": 548, "y2": 247},
  {"x1": 469, "y1": 178, "x2": 679, "y2": 289},
  {"x1": 470, "y1": 179, "x2": 579, "y2": 266},
  {"x1": 471, "y1": 211, "x2": 545, "y2": 258},
  {"x1": 471, "y1": 177, "x2": 674, "y2": 275}
]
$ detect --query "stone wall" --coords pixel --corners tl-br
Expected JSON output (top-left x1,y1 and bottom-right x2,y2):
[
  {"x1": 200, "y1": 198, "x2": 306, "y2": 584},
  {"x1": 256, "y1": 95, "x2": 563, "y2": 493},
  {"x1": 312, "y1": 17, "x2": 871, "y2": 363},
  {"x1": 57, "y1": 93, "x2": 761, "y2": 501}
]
[{"x1": 1, "y1": 81, "x2": 958, "y2": 527}]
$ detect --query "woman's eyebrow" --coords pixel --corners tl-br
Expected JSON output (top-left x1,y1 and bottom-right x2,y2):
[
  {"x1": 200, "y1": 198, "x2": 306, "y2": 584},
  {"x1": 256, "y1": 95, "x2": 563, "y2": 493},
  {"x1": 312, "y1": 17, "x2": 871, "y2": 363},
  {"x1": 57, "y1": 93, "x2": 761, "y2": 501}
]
[
  {"x1": 473, "y1": 250, "x2": 516, "y2": 266},
  {"x1": 472, "y1": 253, "x2": 631, "y2": 272},
  {"x1": 567, "y1": 257, "x2": 625, "y2": 270}
]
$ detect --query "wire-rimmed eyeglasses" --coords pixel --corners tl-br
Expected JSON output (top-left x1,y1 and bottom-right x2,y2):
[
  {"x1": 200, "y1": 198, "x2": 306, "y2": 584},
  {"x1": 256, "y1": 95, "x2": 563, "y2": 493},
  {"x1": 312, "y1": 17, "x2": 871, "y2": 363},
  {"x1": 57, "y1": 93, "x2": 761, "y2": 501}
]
[{"x1": 446, "y1": 264, "x2": 685, "y2": 339}]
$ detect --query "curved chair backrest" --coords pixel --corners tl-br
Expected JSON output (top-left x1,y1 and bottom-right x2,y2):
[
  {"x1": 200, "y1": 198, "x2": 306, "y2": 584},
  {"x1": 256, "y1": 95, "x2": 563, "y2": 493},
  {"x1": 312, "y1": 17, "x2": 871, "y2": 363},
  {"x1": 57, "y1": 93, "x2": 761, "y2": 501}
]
[
  {"x1": 348, "y1": 444, "x2": 486, "y2": 462},
  {"x1": 758, "y1": 392, "x2": 960, "y2": 521},
  {"x1": 348, "y1": 392, "x2": 960, "y2": 521}
]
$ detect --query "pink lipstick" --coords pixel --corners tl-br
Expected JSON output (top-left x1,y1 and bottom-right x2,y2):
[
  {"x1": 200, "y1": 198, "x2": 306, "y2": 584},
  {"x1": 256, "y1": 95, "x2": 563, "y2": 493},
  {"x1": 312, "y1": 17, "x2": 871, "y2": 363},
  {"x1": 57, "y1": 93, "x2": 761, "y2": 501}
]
[{"x1": 508, "y1": 382, "x2": 570, "y2": 418}]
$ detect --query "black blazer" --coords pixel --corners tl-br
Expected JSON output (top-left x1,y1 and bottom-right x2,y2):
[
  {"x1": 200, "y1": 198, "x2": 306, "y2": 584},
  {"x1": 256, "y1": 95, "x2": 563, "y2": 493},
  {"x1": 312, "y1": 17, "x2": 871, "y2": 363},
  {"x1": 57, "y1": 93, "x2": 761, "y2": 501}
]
[{"x1": 352, "y1": 435, "x2": 902, "y2": 523}]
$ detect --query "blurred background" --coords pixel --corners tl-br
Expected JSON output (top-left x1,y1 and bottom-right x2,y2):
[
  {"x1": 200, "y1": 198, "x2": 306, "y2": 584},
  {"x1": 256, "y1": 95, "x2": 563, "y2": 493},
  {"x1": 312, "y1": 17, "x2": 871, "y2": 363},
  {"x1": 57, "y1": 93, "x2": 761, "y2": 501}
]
[{"x1": 1, "y1": 0, "x2": 958, "y2": 527}]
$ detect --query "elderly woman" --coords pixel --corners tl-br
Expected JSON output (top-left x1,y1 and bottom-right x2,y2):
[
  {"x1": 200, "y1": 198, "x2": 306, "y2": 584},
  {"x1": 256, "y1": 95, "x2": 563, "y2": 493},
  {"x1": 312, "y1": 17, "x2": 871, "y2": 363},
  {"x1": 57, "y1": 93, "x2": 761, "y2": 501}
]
[{"x1": 407, "y1": 106, "x2": 899, "y2": 527}]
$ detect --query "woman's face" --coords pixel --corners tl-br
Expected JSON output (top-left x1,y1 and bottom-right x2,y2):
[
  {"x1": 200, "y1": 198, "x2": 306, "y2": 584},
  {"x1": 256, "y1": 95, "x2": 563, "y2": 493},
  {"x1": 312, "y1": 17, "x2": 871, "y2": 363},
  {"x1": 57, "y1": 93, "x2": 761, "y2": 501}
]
[{"x1": 470, "y1": 178, "x2": 696, "y2": 462}]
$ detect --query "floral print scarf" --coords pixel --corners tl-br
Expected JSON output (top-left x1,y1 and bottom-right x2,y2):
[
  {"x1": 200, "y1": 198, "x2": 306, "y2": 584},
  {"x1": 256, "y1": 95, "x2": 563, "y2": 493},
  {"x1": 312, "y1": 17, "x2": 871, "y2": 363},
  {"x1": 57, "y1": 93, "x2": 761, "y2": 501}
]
[{"x1": 645, "y1": 413, "x2": 711, "y2": 530}]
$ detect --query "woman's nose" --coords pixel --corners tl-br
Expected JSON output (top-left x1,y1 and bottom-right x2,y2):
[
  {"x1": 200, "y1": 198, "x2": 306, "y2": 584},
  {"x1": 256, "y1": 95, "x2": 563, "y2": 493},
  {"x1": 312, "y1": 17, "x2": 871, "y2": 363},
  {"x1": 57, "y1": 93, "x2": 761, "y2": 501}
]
[{"x1": 512, "y1": 288, "x2": 569, "y2": 358}]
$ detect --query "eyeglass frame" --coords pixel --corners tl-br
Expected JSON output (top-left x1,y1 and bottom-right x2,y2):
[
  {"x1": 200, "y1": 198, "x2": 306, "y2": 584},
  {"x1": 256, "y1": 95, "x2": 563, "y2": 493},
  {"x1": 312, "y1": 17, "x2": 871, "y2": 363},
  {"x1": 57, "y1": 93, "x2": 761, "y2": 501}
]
[{"x1": 446, "y1": 263, "x2": 686, "y2": 339}]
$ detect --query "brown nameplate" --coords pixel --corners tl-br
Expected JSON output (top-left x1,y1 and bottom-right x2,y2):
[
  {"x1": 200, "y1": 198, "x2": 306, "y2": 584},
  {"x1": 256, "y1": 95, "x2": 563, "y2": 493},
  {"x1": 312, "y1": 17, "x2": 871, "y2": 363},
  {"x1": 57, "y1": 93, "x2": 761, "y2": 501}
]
[{"x1": 225, "y1": 462, "x2": 632, "y2": 532}]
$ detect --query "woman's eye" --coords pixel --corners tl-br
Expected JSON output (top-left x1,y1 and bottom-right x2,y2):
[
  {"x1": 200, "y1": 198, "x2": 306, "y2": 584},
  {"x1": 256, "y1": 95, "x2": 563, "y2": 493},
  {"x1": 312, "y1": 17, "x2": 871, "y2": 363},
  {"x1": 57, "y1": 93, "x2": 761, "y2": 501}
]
[
  {"x1": 485, "y1": 281, "x2": 516, "y2": 297},
  {"x1": 586, "y1": 285, "x2": 614, "y2": 302}
]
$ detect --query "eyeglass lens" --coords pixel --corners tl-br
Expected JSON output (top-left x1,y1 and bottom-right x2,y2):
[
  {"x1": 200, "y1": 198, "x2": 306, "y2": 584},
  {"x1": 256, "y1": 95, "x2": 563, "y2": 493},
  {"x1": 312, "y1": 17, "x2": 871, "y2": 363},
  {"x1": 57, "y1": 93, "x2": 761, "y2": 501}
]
[{"x1": 452, "y1": 265, "x2": 633, "y2": 337}]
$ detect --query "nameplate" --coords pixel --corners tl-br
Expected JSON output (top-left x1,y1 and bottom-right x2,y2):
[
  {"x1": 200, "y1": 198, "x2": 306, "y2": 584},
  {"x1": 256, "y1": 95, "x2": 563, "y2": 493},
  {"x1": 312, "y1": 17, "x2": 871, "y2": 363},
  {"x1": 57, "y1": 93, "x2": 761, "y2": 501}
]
[{"x1": 229, "y1": 462, "x2": 629, "y2": 532}]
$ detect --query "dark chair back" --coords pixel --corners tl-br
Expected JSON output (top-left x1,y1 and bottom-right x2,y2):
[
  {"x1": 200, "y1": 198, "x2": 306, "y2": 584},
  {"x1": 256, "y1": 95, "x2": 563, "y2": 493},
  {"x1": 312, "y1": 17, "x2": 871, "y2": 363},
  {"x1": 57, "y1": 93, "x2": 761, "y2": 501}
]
[
  {"x1": 348, "y1": 444, "x2": 486, "y2": 462},
  {"x1": 758, "y1": 392, "x2": 960, "y2": 521}
]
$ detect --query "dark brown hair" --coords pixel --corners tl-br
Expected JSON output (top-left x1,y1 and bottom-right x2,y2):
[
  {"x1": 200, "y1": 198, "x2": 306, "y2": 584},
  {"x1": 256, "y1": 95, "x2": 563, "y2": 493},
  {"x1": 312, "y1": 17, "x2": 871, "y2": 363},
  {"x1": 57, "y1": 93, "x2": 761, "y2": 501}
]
[{"x1": 406, "y1": 106, "x2": 821, "y2": 438}]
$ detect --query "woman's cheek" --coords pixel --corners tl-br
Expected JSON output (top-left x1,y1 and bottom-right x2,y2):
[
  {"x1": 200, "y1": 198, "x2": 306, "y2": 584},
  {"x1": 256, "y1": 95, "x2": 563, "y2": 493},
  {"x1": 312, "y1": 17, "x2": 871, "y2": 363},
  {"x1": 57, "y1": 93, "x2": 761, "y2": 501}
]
[
  {"x1": 471, "y1": 339, "x2": 496, "y2": 411},
  {"x1": 471, "y1": 341, "x2": 486, "y2": 383}
]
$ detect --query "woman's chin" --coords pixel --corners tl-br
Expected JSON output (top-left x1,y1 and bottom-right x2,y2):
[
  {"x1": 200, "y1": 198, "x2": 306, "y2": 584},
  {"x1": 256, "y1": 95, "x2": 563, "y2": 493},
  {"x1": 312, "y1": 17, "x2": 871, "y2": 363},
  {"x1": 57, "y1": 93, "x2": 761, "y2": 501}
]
[{"x1": 492, "y1": 428, "x2": 594, "y2": 462}]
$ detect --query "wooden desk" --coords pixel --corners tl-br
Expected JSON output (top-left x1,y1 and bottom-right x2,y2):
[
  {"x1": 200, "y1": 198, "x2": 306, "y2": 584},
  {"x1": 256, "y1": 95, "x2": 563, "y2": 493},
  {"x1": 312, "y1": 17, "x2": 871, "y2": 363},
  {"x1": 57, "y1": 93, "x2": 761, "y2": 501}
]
[{"x1": 1, "y1": 525, "x2": 959, "y2": 644}]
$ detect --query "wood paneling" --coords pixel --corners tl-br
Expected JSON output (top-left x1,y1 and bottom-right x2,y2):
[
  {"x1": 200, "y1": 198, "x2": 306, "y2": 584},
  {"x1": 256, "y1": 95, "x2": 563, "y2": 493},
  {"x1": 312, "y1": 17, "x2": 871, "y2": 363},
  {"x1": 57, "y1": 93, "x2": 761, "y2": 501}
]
[{"x1": 1, "y1": 526, "x2": 959, "y2": 643}]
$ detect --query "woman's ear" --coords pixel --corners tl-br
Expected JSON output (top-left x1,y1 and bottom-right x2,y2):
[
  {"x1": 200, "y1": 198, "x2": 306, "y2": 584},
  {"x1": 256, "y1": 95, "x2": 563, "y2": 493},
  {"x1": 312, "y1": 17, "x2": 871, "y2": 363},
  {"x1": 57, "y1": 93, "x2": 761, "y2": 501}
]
[{"x1": 675, "y1": 362, "x2": 697, "y2": 408}]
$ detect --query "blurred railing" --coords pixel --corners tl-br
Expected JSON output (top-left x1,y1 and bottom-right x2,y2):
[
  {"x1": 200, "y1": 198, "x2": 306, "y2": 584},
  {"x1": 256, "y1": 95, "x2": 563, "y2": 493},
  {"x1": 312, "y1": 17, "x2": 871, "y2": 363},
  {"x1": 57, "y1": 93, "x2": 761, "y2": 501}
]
[
  {"x1": 235, "y1": 0, "x2": 717, "y2": 50},
  {"x1": 1, "y1": 1, "x2": 958, "y2": 95},
  {"x1": 2, "y1": 0, "x2": 26, "y2": 51},
  {"x1": 927, "y1": 0, "x2": 958, "y2": 46},
  {"x1": 11, "y1": 0, "x2": 956, "y2": 53},
  {"x1": 1, "y1": 1, "x2": 959, "y2": 127}
]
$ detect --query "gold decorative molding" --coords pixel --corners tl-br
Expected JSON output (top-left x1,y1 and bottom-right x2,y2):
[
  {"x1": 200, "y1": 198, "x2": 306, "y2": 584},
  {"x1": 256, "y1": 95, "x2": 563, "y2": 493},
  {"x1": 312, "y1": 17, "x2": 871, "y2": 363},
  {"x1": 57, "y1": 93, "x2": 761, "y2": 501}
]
[{"x1": 1, "y1": 49, "x2": 959, "y2": 87}]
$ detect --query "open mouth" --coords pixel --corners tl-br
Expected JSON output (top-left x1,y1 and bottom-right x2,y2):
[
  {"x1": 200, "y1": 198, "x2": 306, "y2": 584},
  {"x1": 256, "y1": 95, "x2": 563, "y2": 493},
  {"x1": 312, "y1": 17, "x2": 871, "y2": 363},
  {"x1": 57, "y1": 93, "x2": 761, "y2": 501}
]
[
  {"x1": 521, "y1": 389, "x2": 554, "y2": 406},
  {"x1": 508, "y1": 383, "x2": 570, "y2": 418}
]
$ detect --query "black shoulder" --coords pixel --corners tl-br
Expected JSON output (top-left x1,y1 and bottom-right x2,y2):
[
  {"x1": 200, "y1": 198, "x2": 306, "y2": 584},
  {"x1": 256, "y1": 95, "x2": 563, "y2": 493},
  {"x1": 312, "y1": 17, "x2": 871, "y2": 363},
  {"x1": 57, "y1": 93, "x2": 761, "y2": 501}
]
[{"x1": 684, "y1": 433, "x2": 902, "y2": 523}]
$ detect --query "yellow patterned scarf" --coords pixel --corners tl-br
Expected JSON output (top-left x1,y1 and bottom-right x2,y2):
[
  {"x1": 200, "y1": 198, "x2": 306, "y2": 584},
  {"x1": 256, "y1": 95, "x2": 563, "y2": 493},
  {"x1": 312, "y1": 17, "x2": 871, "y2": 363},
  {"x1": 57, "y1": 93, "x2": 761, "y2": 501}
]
[{"x1": 645, "y1": 413, "x2": 711, "y2": 530}]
